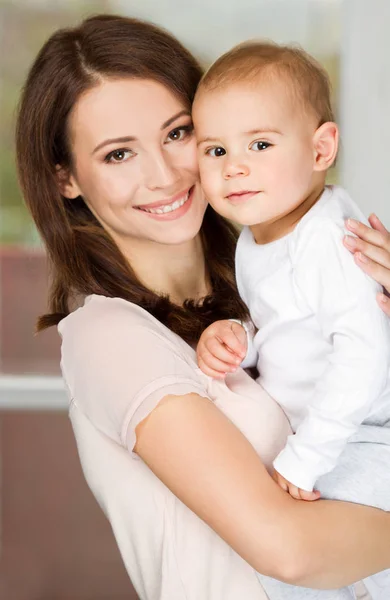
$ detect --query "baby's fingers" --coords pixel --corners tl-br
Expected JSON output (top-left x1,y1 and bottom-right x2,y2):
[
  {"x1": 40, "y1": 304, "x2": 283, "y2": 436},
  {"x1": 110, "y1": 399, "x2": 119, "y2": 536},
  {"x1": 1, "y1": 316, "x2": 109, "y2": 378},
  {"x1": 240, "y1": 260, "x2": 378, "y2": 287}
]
[
  {"x1": 216, "y1": 327, "x2": 247, "y2": 361},
  {"x1": 205, "y1": 336, "x2": 241, "y2": 366},
  {"x1": 286, "y1": 483, "x2": 302, "y2": 501},
  {"x1": 299, "y1": 488, "x2": 321, "y2": 502},
  {"x1": 197, "y1": 356, "x2": 227, "y2": 380},
  {"x1": 230, "y1": 321, "x2": 248, "y2": 348},
  {"x1": 198, "y1": 347, "x2": 237, "y2": 378}
]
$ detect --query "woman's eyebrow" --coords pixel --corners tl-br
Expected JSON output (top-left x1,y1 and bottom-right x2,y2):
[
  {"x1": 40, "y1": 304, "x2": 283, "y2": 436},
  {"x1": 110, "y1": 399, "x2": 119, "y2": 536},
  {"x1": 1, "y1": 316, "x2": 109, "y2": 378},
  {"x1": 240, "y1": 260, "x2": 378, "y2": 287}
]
[
  {"x1": 92, "y1": 136, "x2": 136, "y2": 155},
  {"x1": 161, "y1": 109, "x2": 191, "y2": 130},
  {"x1": 92, "y1": 110, "x2": 191, "y2": 155}
]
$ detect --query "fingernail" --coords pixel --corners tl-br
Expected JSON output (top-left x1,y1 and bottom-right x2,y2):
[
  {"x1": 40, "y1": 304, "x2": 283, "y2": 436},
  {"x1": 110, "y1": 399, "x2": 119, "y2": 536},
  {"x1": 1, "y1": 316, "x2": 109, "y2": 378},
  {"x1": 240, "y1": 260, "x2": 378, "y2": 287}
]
[
  {"x1": 379, "y1": 293, "x2": 388, "y2": 304},
  {"x1": 347, "y1": 218, "x2": 358, "y2": 230},
  {"x1": 355, "y1": 252, "x2": 369, "y2": 263},
  {"x1": 344, "y1": 235, "x2": 356, "y2": 248}
]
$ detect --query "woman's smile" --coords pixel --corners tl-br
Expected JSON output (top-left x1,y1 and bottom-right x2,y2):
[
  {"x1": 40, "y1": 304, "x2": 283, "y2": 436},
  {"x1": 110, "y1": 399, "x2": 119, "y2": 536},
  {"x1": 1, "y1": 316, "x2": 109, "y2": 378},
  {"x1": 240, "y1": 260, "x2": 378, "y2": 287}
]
[{"x1": 135, "y1": 186, "x2": 194, "y2": 219}]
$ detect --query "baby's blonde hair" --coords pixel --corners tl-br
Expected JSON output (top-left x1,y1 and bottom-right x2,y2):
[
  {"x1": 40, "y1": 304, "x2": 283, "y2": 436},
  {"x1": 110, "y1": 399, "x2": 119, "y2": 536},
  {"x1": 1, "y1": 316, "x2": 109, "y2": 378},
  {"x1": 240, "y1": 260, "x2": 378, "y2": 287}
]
[{"x1": 197, "y1": 41, "x2": 335, "y2": 126}]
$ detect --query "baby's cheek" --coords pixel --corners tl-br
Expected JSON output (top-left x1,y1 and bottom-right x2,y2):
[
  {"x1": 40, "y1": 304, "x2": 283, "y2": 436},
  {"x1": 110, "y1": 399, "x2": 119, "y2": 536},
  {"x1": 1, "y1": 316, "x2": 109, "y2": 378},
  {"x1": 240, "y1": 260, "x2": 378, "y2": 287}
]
[{"x1": 199, "y1": 166, "x2": 215, "y2": 193}]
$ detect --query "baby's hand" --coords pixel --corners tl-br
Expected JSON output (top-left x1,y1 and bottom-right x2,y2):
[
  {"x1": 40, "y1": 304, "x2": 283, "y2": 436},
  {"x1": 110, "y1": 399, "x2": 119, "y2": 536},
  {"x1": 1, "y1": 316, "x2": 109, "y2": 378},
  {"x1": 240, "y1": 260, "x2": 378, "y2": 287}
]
[
  {"x1": 272, "y1": 470, "x2": 321, "y2": 502},
  {"x1": 197, "y1": 320, "x2": 247, "y2": 379}
]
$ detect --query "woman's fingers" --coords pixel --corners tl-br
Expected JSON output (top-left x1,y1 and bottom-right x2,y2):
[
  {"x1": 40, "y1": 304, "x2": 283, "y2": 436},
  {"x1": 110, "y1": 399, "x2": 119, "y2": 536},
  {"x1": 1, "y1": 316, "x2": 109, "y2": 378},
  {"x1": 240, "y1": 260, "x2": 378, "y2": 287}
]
[
  {"x1": 343, "y1": 235, "x2": 390, "y2": 269},
  {"x1": 344, "y1": 215, "x2": 390, "y2": 306},
  {"x1": 377, "y1": 292, "x2": 390, "y2": 317},
  {"x1": 368, "y1": 213, "x2": 389, "y2": 236},
  {"x1": 352, "y1": 251, "x2": 390, "y2": 295},
  {"x1": 345, "y1": 217, "x2": 390, "y2": 253}
]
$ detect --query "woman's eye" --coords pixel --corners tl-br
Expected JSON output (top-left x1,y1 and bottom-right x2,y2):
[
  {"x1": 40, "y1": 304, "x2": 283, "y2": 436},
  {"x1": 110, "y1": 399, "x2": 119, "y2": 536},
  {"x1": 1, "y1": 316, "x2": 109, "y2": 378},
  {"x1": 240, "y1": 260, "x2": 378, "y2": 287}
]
[
  {"x1": 166, "y1": 125, "x2": 193, "y2": 142},
  {"x1": 105, "y1": 149, "x2": 133, "y2": 163},
  {"x1": 206, "y1": 147, "x2": 226, "y2": 158},
  {"x1": 250, "y1": 141, "x2": 271, "y2": 151}
]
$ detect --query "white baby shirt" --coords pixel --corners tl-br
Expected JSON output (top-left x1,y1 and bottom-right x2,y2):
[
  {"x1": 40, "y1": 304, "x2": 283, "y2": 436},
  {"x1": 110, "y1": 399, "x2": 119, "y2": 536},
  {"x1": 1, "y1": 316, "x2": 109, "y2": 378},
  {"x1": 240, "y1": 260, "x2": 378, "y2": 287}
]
[{"x1": 236, "y1": 185, "x2": 390, "y2": 491}]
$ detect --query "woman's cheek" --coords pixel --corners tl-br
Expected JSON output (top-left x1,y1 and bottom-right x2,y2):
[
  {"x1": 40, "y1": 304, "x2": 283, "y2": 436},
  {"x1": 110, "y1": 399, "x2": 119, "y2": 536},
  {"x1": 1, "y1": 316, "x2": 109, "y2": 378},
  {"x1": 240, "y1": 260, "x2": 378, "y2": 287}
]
[{"x1": 97, "y1": 167, "x2": 137, "y2": 208}]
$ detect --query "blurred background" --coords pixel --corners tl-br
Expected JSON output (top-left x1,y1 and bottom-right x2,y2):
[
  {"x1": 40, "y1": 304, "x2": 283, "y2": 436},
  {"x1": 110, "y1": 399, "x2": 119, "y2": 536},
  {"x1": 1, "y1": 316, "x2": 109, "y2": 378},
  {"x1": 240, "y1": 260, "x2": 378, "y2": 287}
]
[{"x1": 0, "y1": 0, "x2": 388, "y2": 598}]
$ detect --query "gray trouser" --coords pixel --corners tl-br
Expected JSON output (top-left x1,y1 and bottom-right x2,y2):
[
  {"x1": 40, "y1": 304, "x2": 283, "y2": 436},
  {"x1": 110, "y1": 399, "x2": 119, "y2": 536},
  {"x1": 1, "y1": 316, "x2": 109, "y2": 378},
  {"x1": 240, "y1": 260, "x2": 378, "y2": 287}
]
[{"x1": 257, "y1": 424, "x2": 390, "y2": 600}]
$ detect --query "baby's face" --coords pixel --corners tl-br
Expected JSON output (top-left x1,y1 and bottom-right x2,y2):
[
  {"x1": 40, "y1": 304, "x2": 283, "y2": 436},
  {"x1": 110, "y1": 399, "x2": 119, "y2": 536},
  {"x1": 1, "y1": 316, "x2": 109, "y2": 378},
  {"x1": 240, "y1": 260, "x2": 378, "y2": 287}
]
[{"x1": 193, "y1": 80, "x2": 319, "y2": 229}]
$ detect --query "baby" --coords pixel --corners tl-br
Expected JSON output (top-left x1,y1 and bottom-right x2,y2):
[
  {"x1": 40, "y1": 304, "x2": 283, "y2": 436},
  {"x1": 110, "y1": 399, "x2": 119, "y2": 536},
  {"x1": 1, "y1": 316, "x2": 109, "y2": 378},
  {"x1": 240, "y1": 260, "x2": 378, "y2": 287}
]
[{"x1": 194, "y1": 41, "x2": 390, "y2": 600}]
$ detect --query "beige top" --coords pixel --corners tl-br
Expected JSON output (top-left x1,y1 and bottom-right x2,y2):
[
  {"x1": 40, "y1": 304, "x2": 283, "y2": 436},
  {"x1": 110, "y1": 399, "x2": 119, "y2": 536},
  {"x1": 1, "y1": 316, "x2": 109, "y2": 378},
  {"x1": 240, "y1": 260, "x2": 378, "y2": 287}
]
[{"x1": 58, "y1": 294, "x2": 292, "y2": 600}]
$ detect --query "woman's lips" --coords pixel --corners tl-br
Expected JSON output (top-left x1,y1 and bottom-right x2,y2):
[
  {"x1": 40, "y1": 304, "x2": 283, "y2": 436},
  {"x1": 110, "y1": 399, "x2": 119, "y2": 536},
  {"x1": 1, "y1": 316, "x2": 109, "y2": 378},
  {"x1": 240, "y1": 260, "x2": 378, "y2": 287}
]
[{"x1": 136, "y1": 186, "x2": 195, "y2": 221}]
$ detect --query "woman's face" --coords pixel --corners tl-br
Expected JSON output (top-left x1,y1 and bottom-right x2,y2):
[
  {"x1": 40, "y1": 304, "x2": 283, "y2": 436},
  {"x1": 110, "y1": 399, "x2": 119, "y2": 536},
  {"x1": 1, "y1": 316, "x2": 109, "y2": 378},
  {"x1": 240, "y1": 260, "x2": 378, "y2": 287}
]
[{"x1": 62, "y1": 78, "x2": 207, "y2": 249}]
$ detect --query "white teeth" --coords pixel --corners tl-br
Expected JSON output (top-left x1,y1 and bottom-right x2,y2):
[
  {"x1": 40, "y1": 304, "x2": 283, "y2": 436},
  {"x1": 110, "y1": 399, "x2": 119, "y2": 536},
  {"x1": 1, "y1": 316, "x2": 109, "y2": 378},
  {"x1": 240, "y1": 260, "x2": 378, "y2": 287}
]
[
  {"x1": 140, "y1": 191, "x2": 190, "y2": 214},
  {"x1": 171, "y1": 200, "x2": 181, "y2": 211}
]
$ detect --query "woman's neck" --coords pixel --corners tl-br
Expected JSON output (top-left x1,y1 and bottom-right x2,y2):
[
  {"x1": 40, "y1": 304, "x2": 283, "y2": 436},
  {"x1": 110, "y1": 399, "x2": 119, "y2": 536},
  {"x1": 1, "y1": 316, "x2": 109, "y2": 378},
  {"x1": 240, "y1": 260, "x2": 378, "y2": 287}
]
[{"x1": 122, "y1": 234, "x2": 210, "y2": 305}]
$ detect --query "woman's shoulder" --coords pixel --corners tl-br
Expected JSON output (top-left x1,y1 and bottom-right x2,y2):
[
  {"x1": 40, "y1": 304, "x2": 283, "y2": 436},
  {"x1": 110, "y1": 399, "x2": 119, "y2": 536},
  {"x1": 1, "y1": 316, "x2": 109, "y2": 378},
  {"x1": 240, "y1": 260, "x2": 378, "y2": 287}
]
[
  {"x1": 58, "y1": 294, "x2": 198, "y2": 382},
  {"x1": 59, "y1": 294, "x2": 159, "y2": 333},
  {"x1": 59, "y1": 294, "x2": 202, "y2": 448},
  {"x1": 59, "y1": 294, "x2": 187, "y2": 352}
]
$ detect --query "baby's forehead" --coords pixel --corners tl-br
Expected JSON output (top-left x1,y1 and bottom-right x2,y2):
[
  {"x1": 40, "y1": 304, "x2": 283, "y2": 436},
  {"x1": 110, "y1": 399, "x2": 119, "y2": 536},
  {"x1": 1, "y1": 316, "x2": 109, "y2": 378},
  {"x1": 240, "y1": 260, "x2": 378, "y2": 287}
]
[{"x1": 194, "y1": 77, "x2": 308, "y2": 122}]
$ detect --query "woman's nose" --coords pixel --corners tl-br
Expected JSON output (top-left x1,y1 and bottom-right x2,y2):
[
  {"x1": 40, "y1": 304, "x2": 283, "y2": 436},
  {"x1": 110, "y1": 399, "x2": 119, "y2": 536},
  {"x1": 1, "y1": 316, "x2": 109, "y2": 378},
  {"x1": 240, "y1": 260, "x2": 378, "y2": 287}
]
[{"x1": 143, "y1": 150, "x2": 179, "y2": 190}]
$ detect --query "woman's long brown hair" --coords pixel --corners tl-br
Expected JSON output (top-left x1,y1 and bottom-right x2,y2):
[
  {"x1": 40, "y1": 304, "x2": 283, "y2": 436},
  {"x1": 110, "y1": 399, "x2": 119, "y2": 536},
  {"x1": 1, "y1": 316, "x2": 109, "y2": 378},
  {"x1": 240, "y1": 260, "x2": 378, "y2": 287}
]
[{"x1": 16, "y1": 14, "x2": 249, "y2": 344}]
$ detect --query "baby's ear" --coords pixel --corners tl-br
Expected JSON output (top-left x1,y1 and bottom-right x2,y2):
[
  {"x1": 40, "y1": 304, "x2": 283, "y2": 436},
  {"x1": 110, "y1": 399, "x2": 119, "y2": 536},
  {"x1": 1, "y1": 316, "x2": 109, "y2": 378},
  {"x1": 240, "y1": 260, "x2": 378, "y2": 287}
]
[
  {"x1": 312, "y1": 122, "x2": 339, "y2": 171},
  {"x1": 56, "y1": 165, "x2": 82, "y2": 199}
]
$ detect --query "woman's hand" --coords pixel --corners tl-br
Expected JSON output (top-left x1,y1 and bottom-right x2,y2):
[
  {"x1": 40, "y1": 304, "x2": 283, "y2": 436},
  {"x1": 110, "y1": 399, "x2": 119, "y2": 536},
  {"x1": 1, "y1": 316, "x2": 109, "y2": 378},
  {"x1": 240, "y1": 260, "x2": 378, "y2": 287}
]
[{"x1": 344, "y1": 213, "x2": 390, "y2": 316}]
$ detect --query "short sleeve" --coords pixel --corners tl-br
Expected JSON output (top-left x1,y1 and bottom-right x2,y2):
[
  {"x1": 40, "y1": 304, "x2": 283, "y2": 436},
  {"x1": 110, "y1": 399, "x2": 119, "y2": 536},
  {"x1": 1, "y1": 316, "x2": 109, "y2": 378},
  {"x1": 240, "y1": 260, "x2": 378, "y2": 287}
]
[{"x1": 59, "y1": 297, "x2": 210, "y2": 455}]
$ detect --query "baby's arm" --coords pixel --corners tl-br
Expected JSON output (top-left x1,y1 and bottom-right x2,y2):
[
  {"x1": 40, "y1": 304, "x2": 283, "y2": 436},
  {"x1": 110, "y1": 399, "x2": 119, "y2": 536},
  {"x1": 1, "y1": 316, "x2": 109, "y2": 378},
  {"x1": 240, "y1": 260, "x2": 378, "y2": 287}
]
[{"x1": 274, "y1": 216, "x2": 390, "y2": 492}]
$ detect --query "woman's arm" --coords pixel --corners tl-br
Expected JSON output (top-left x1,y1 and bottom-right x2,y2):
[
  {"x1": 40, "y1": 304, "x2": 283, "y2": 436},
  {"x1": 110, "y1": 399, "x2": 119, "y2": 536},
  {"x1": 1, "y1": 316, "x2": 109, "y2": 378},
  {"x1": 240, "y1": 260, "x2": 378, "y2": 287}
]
[
  {"x1": 134, "y1": 392, "x2": 390, "y2": 589},
  {"x1": 344, "y1": 214, "x2": 390, "y2": 315}
]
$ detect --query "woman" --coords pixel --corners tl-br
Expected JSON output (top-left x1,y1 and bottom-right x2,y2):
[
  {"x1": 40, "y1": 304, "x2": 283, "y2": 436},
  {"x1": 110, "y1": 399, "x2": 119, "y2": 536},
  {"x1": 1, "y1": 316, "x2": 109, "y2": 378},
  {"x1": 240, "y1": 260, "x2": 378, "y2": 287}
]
[{"x1": 15, "y1": 14, "x2": 390, "y2": 600}]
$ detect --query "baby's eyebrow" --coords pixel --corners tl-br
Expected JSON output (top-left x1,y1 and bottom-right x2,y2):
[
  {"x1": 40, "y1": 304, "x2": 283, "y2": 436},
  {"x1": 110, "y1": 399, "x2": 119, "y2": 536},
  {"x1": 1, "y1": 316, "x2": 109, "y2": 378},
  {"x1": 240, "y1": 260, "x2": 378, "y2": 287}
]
[
  {"x1": 196, "y1": 136, "x2": 219, "y2": 146},
  {"x1": 244, "y1": 128, "x2": 283, "y2": 136},
  {"x1": 196, "y1": 128, "x2": 283, "y2": 146}
]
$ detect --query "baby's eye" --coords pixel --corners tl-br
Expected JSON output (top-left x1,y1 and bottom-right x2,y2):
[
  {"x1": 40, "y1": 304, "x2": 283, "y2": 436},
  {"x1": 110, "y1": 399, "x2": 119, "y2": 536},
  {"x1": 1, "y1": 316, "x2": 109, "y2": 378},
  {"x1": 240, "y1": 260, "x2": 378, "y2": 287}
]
[
  {"x1": 206, "y1": 146, "x2": 226, "y2": 158},
  {"x1": 105, "y1": 149, "x2": 133, "y2": 163},
  {"x1": 250, "y1": 141, "x2": 271, "y2": 151}
]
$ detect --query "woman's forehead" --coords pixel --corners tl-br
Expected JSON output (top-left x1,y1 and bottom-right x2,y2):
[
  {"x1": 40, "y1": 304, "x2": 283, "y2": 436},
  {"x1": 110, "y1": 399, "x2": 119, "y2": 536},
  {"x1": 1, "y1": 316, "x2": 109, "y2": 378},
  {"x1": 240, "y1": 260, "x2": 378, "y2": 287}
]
[{"x1": 69, "y1": 78, "x2": 187, "y2": 147}]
